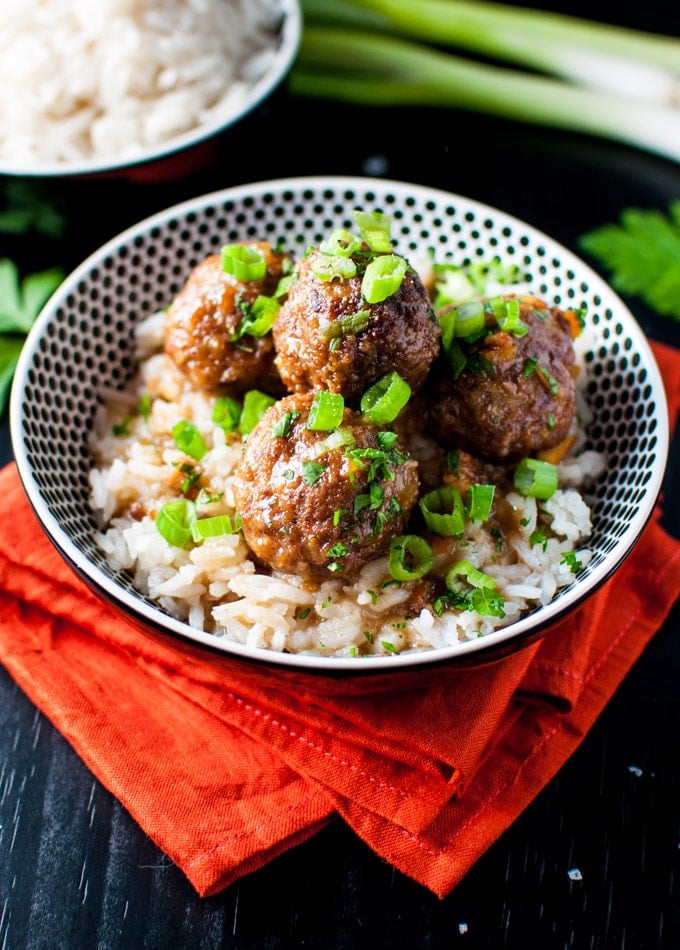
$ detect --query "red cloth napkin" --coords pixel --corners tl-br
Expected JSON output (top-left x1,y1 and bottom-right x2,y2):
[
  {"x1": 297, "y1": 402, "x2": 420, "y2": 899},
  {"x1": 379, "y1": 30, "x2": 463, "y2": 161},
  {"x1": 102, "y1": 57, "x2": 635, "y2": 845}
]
[{"x1": 1, "y1": 340, "x2": 679, "y2": 899}]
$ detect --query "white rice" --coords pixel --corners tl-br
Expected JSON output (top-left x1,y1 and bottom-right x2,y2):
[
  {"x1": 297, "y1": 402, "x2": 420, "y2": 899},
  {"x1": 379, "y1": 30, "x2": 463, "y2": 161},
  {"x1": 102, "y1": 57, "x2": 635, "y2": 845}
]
[
  {"x1": 87, "y1": 308, "x2": 606, "y2": 659},
  {"x1": 0, "y1": 0, "x2": 283, "y2": 165}
]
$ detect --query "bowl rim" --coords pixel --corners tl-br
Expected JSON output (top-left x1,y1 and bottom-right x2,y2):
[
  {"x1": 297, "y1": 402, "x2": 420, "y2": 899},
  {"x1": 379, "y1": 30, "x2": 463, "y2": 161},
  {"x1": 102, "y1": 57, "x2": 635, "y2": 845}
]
[
  {"x1": 10, "y1": 174, "x2": 671, "y2": 674},
  {"x1": 0, "y1": 0, "x2": 302, "y2": 179}
]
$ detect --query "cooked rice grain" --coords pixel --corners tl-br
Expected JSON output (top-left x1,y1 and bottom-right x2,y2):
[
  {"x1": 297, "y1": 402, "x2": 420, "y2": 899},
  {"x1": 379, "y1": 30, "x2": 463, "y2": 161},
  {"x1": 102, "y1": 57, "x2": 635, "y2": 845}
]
[
  {"x1": 88, "y1": 340, "x2": 602, "y2": 658},
  {"x1": 0, "y1": 0, "x2": 282, "y2": 165}
]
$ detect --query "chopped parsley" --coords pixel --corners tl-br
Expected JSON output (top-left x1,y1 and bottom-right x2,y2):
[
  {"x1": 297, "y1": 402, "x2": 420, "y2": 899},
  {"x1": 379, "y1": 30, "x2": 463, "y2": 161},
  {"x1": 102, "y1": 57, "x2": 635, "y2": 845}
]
[
  {"x1": 301, "y1": 461, "x2": 326, "y2": 486},
  {"x1": 271, "y1": 409, "x2": 300, "y2": 438},
  {"x1": 529, "y1": 529, "x2": 548, "y2": 551},
  {"x1": 354, "y1": 481, "x2": 384, "y2": 513},
  {"x1": 333, "y1": 507, "x2": 348, "y2": 526},
  {"x1": 579, "y1": 202, "x2": 680, "y2": 322},
  {"x1": 433, "y1": 587, "x2": 505, "y2": 619},
  {"x1": 561, "y1": 551, "x2": 583, "y2": 573},
  {"x1": 445, "y1": 449, "x2": 460, "y2": 473},
  {"x1": 179, "y1": 462, "x2": 201, "y2": 494},
  {"x1": 112, "y1": 416, "x2": 131, "y2": 436},
  {"x1": 522, "y1": 357, "x2": 538, "y2": 378}
]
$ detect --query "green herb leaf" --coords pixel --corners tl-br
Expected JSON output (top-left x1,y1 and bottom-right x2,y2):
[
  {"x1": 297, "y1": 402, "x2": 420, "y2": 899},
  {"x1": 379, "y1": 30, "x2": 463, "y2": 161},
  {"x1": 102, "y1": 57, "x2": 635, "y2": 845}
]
[
  {"x1": 0, "y1": 181, "x2": 67, "y2": 238},
  {"x1": 0, "y1": 337, "x2": 23, "y2": 415},
  {"x1": 0, "y1": 259, "x2": 64, "y2": 334},
  {"x1": 579, "y1": 203, "x2": 680, "y2": 321},
  {"x1": 301, "y1": 461, "x2": 326, "y2": 486},
  {"x1": 0, "y1": 260, "x2": 64, "y2": 414}
]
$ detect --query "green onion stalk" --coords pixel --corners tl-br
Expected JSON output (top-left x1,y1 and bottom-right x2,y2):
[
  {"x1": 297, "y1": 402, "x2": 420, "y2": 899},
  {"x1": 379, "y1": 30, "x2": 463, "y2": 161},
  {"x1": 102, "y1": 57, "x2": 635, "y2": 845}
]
[{"x1": 291, "y1": 0, "x2": 680, "y2": 163}]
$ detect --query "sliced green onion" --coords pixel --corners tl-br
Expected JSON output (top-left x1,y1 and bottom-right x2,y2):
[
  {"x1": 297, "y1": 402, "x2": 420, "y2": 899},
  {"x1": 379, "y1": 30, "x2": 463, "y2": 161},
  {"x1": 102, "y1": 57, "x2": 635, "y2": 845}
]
[
  {"x1": 361, "y1": 254, "x2": 408, "y2": 304},
  {"x1": 513, "y1": 457, "x2": 559, "y2": 499},
  {"x1": 467, "y1": 483, "x2": 495, "y2": 522},
  {"x1": 453, "y1": 299, "x2": 485, "y2": 337},
  {"x1": 307, "y1": 426, "x2": 356, "y2": 459},
  {"x1": 231, "y1": 295, "x2": 280, "y2": 340},
  {"x1": 156, "y1": 499, "x2": 196, "y2": 548},
  {"x1": 306, "y1": 391, "x2": 345, "y2": 431},
  {"x1": 467, "y1": 258, "x2": 523, "y2": 292},
  {"x1": 447, "y1": 339, "x2": 467, "y2": 379},
  {"x1": 440, "y1": 560, "x2": 505, "y2": 617},
  {"x1": 290, "y1": 22, "x2": 680, "y2": 167},
  {"x1": 319, "y1": 228, "x2": 362, "y2": 257},
  {"x1": 239, "y1": 390, "x2": 277, "y2": 436},
  {"x1": 432, "y1": 263, "x2": 477, "y2": 310},
  {"x1": 190, "y1": 514, "x2": 240, "y2": 542},
  {"x1": 352, "y1": 209, "x2": 392, "y2": 252},
  {"x1": 320, "y1": 309, "x2": 371, "y2": 341},
  {"x1": 221, "y1": 244, "x2": 267, "y2": 282},
  {"x1": 311, "y1": 254, "x2": 357, "y2": 281},
  {"x1": 172, "y1": 420, "x2": 207, "y2": 461},
  {"x1": 418, "y1": 486, "x2": 465, "y2": 536},
  {"x1": 212, "y1": 396, "x2": 242, "y2": 433},
  {"x1": 274, "y1": 273, "x2": 293, "y2": 298},
  {"x1": 488, "y1": 296, "x2": 529, "y2": 336},
  {"x1": 445, "y1": 559, "x2": 496, "y2": 591},
  {"x1": 388, "y1": 535, "x2": 435, "y2": 582},
  {"x1": 438, "y1": 307, "x2": 456, "y2": 354},
  {"x1": 360, "y1": 371, "x2": 411, "y2": 424},
  {"x1": 138, "y1": 392, "x2": 152, "y2": 419}
]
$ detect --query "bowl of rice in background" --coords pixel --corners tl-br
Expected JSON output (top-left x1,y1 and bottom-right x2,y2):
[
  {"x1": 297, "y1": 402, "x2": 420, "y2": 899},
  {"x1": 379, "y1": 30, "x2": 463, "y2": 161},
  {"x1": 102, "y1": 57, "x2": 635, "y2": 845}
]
[
  {"x1": 9, "y1": 177, "x2": 669, "y2": 690},
  {"x1": 0, "y1": 0, "x2": 301, "y2": 181}
]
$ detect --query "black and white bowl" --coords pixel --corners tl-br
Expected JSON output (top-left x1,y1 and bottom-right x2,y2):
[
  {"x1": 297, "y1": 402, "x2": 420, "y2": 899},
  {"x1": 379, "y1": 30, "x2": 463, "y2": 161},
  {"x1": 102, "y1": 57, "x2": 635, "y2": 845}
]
[{"x1": 10, "y1": 177, "x2": 669, "y2": 684}]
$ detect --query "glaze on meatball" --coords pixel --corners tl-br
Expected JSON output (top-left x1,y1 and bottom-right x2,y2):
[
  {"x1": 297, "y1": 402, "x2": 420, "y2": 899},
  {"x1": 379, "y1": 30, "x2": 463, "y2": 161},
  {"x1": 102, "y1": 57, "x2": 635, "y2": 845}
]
[
  {"x1": 272, "y1": 247, "x2": 440, "y2": 405},
  {"x1": 426, "y1": 295, "x2": 577, "y2": 461},
  {"x1": 164, "y1": 242, "x2": 291, "y2": 394},
  {"x1": 232, "y1": 392, "x2": 420, "y2": 581}
]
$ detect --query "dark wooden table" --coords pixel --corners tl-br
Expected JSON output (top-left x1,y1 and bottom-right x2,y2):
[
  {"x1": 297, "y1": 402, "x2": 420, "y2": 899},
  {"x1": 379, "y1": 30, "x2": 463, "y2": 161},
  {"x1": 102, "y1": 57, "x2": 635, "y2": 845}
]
[{"x1": 2, "y1": 4, "x2": 680, "y2": 946}]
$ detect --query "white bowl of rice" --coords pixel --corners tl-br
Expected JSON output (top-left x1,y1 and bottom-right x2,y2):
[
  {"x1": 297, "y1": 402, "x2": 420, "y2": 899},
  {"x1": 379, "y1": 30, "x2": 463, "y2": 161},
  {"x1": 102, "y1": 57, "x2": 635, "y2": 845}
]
[
  {"x1": 0, "y1": 0, "x2": 301, "y2": 179},
  {"x1": 10, "y1": 177, "x2": 669, "y2": 685}
]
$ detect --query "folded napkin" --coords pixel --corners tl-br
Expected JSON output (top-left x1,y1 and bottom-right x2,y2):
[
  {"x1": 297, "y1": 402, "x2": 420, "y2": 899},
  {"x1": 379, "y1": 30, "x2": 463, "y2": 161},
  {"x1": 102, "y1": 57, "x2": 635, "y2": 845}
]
[{"x1": 1, "y1": 340, "x2": 679, "y2": 899}]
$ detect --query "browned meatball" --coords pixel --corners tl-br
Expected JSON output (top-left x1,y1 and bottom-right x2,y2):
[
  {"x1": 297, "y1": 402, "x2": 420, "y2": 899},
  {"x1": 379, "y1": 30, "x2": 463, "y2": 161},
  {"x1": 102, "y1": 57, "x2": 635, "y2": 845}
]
[
  {"x1": 272, "y1": 247, "x2": 440, "y2": 405},
  {"x1": 164, "y1": 242, "x2": 291, "y2": 394},
  {"x1": 440, "y1": 447, "x2": 511, "y2": 498},
  {"x1": 232, "y1": 392, "x2": 420, "y2": 581},
  {"x1": 426, "y1": 295, "x2": 577, "y2": 461}
]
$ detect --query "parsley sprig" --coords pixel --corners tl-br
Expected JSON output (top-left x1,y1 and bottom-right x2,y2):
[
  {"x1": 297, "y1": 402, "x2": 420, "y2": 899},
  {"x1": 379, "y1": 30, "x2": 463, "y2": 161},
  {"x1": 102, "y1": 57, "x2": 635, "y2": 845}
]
[
  {"x1": 0, "y1": 180, "x2": 67, "y2": 239},
  {"x1": 0, "y1": 259, "x2": 64, "y2": 414},
  {"x1": 579, "y1": 202, "x2": 680, "y2": 322}
]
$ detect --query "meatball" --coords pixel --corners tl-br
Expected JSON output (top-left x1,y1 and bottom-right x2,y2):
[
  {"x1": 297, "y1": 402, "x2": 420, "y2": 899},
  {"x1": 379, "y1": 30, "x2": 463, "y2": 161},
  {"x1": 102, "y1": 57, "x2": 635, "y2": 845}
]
[
  {"x1": 232, "y1": 392, "x2": 420, "y2": 581},
  {"x1": 164, "y1": 242, "x2": 291, "y2": 394},
  {"x1": 439, "y1": 447, "x2": 511, "y2": 498},
  {"x1": 426, "y1": 295, "x2": 577, "y2": 461},
  {"x1": 272, "y1": 247, "x2": 440, "y2": 405}
]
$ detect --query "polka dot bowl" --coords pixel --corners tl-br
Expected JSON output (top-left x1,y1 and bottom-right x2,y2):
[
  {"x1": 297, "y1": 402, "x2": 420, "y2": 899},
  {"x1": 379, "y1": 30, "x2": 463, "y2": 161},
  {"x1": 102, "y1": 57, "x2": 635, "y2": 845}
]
[{"x1": 9, "y1": 177, "x2": 669, "y2": 686}]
